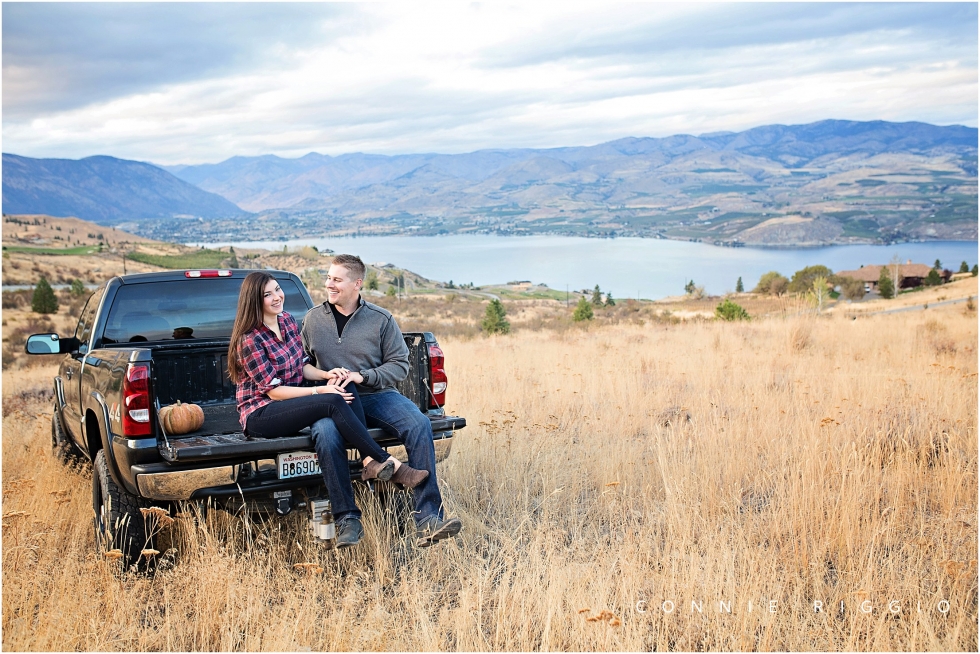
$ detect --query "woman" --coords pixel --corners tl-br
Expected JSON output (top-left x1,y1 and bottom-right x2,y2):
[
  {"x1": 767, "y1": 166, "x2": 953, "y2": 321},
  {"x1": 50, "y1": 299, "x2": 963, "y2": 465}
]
[{"x1": 227, "y1": 272, "x2": 428, "y2": 489}]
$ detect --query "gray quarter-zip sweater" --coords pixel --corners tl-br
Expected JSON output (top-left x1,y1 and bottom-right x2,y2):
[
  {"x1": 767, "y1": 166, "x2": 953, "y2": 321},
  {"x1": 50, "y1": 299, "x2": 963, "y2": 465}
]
[{"x1": 300, "y1": 297, "x2": 409, "y2": 394}]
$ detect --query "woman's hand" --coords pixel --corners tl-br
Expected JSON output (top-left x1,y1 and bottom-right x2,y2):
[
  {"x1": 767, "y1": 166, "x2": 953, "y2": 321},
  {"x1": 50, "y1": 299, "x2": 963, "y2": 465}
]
[{"x1": 320, "y1": 384, "x2": 354, "y2": 403}]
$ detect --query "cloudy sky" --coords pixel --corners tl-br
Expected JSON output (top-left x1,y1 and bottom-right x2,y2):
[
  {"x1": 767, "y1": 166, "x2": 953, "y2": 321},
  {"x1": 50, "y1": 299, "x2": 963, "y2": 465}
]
[{"x1": 3, "y1": 2, "x2": 977, "y2": 165}]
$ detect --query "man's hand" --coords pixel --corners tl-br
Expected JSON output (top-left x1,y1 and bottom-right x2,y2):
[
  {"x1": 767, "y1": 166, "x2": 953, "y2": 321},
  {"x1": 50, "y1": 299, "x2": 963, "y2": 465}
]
[{"x1": 327, "y1": 367, "x2": 364, "y2": 387}]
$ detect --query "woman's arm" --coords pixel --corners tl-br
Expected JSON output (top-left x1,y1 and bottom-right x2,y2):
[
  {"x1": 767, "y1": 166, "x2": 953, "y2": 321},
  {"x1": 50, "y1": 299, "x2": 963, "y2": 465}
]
[
  {"x1": 302, "y1": 364, "x2": 337, "y2": 382},
  {"x1": 266, "y1": 383, "x2": 354, "y2": 402}
]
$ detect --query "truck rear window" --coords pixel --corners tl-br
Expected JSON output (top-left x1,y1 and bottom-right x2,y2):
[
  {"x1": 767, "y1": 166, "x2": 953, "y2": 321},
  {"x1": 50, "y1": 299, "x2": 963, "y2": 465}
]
[{"x1": 101, "y1": 278, "x2": 310, "y2": 344}]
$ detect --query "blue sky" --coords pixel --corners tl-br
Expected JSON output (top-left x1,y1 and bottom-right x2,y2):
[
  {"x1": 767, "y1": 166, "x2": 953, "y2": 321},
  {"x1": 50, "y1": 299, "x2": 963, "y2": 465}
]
[{"x1": 2, "y1": 2, "x2": 977, "y2": 165}]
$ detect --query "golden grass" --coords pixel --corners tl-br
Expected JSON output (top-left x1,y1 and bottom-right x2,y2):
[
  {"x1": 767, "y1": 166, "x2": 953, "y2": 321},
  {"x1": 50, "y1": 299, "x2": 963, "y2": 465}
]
[{"x1": 2, "y1": 304, "x2": 977, "y2": 650}]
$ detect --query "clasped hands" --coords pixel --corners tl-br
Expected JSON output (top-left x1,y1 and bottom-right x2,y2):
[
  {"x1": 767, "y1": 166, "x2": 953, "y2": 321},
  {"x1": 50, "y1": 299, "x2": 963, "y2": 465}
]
[{"x1": 309, "y1": 367, "x2": 363, "y2": 403}]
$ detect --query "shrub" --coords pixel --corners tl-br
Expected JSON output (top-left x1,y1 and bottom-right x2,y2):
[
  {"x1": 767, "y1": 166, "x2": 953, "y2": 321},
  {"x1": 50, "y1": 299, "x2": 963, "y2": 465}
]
[
  {"x1": 385, "y1": 285, "x2": 397, "y2": 297},
  {"x1": 878, "y1": 267, "x2": 895, "y2": 299},
  {"x1": 31, "y1": 277, "x2": 58, "y2": 314},
  {"x1": 481, "y1": 299, "x2": 510, "y2": 335},
  {"x1": 789, "y1": 265, "x2": 833, "y2": 295},
  {"x1": 572, "y1": 297, "x2": 594, "y2": 322},
  {"x1": 715, "y1": 298, "x2": 749, "y2": 321},
  {"x1": 70, "y1": 279, "x2": 86, "y2": 296},
  {"x1": 754, "y1": 271, "x2": 789, "y2": 295},
  {"x1": 924, "y1": 268, "x2": 942, "y2": 286},
  {"x1": 789, "y1": 320, "x2": 813, "y2": 352},
  {"x1": 366, "y1": 272, "x2": 379, "y2": 290},
  {"x1": 838, "y1": 276, "x2": 865, "y2": 300}
]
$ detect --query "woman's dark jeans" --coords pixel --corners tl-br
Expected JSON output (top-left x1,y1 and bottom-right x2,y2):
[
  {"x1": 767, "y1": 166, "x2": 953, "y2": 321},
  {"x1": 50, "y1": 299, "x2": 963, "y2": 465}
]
[{"x1": 245, "y1": 387, "x2": 390, "y2": 463}]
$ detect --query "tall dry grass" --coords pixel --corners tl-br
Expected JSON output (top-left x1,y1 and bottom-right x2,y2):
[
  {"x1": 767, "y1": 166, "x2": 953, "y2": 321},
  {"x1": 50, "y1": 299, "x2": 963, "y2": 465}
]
[{"x1": 2, "y1": 305, "x2": 977, "y2": 650}]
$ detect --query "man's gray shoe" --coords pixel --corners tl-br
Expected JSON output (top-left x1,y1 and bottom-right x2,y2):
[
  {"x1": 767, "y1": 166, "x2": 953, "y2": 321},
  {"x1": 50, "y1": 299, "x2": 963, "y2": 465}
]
[
  {"x1": 335, "y1": 515, "x2": 363, "y2": 548},
  {"x1": 415, "y1": 515, "x2": 462, "y2": 548}
]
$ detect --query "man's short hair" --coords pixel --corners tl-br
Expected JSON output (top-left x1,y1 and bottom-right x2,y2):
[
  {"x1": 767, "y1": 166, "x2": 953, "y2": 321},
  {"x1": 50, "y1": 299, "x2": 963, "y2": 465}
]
[{"x1": 331, "y1": 254, "x2": 366, "y2": 282}]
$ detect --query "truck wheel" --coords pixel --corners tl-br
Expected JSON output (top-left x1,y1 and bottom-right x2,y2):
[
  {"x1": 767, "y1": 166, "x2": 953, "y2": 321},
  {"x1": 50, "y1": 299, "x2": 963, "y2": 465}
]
[
  {"x1": 51, "y1": 406, "x2": 84, "y2": 464},
  {"x1": 93, "y1": 449, "x2": 153, "y2": 569}
]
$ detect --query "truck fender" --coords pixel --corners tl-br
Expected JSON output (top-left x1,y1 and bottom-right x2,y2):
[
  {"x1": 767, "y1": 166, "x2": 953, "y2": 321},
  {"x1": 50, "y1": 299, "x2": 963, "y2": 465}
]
[
  {"x1": 54, "y1": 375, "x2": 88, "y2": 458},
  {"x1": 89, "y1": 391, "x2": 140, "y2": 496},
  {"x1": 53, "y1": 375, "x2": 66, "y2": 409}
]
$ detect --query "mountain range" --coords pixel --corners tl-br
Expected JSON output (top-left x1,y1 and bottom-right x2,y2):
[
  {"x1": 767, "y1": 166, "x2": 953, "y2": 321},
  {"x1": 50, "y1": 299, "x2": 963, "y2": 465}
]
[{"x1": 4, "y1": 120, "x2": 977, "y2": 245}]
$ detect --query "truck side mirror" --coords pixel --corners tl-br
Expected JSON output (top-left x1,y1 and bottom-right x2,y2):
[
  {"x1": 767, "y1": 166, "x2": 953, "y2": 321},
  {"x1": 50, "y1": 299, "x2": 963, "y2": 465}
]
[{"x1": 25, "y1": 334, "x2": 81, "y2": 355}]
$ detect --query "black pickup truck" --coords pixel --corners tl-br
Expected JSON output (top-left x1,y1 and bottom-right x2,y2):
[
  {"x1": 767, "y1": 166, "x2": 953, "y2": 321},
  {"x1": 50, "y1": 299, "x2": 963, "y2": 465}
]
[{"x1": 26, "y1": 269, "x2": 465, "y2": 564}]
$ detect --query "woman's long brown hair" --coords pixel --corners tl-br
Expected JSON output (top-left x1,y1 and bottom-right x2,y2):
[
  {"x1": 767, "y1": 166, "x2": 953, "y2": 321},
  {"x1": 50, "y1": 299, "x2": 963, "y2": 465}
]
[{"x1": 227, "y1": 271, "x2": 276, "y2": 384}]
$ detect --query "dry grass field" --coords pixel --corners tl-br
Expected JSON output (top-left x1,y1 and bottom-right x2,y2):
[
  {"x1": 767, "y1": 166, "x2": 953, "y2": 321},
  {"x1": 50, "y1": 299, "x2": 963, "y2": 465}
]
[{"x1": 2, "y1": 293, "x2": 976, "y2": 650}]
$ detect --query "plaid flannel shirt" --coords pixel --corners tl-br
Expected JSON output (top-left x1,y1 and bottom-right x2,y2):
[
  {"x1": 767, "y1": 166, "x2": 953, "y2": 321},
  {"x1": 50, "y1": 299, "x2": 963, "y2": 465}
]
[{"x1": 235, "y1": 311, "x2": 307, "y2": 429}]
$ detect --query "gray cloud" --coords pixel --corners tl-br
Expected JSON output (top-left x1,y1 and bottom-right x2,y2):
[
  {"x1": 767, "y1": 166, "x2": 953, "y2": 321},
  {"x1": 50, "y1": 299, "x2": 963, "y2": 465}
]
[
  {"x1": 480, "y1": 3, "x2": 977, "y2": 69},
  {"x1": 1, "y1": 3, "x2": 975, "y2": 164},
  {"x1": 2, "y1": 2, "x2": 362, "y2": 117}
]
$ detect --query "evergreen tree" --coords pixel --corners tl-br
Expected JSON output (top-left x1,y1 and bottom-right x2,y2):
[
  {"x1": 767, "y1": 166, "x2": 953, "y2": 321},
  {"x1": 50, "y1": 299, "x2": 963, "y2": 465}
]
[
  {"x1": 366, "y1": 272, "x2": 379, "y2": 290},
  {"x1": 715, "y1": 299, "x2": 749, "y2": 321},
  {"x1": 735, "y1": 276, "x2": 744, "y2": 293},
  {"x1": 32, "y1": 277, "x2": 58, "y2": 314},
  {"x1": 973, "y1": 264, "x2": 978, "y2": 277},
  {"x1": 481, "y1": 299, "x2": 510, "y2": 335},
  {"x1": 572, "y1": 296, "x2": 594, "y2": 322},
  {"x1": 591, "y1": 285, "x2": 603, "y2": 305},
  {"x1": 878, "y1": 267, "x2": 894, "y2": 299},
  {"x1": 70, "y1": 279, "x2": 86, "y2": 296},
  {"x1": 959, "y1": 261, "x2": 970, "y2": 274},
  {"x1": 934, "y1": 259, "x2": 942, "y2": 270},
  {"x1": 925, "y1": 268, "x2": 942, "y2": 286},
  {"x1": 605, "y1": 291, "x2": 615, "y2": 307},
  {"x1": 386, "y1": 285, "x2": 397, "y2": 297},
  {"x1": 684, "y1": 280, "x2": 696, "y2": 295}
]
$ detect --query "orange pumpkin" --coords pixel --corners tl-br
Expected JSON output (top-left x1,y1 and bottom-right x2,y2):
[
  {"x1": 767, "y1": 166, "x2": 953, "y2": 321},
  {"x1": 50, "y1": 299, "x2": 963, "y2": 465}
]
[{"x1": 159, "y1": 401, "x2": 205, "y2": 435}]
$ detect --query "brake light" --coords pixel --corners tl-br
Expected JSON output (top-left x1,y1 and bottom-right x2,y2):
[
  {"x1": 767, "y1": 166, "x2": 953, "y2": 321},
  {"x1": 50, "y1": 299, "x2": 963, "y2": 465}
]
[
  {"x1": 185, "y1": 270, "x2": 232, "y2": 278},
  {"x1": 122, "y1": 363, "x2": 151, "y2": 436},
  {"x1": 428, "y1": 343, "x2": 447, "y2": 409}
]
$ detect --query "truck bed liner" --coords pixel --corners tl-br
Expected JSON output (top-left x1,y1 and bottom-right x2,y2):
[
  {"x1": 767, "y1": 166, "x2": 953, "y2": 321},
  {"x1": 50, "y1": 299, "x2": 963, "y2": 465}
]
[{"x1": 159, "y1": 416, "x2": 466, "y2": 462}]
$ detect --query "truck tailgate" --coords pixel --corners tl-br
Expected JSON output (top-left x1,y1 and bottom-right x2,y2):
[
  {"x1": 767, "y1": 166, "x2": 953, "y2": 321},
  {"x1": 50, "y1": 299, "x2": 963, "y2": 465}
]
[{"x1": 159, "y1": 416, "x2": 466, "y2": 462}]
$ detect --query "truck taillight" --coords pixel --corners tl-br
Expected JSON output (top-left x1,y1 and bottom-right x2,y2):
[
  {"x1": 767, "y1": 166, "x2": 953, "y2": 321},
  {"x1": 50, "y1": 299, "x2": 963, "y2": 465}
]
[
  {"x1": 428, "y1": 343, "x2": 447, "y2": 409},
  {"x1": 122, "y1": 363, "x2": 151, "y2": 436}
]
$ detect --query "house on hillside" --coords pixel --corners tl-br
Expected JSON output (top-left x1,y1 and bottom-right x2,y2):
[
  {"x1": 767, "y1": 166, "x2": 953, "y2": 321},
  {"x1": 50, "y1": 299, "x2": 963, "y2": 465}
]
[{"x1": 837, "y1": 261, "x2": 952, "y2": 292}]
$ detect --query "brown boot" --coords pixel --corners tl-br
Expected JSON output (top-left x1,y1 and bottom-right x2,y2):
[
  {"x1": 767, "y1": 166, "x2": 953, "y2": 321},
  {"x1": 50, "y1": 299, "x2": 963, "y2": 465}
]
[
  {"x1": 361, "y1": 457, "x2": 395, "y2": 482},
  {"x1": 390, "y1": 463, "x2": 429, "y2": 489}
]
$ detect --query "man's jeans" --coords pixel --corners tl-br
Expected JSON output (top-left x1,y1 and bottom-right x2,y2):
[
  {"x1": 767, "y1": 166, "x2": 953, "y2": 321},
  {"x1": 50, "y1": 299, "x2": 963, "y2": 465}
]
[{"x1": 311, "y1": 389, "x2": 443, "y2": 525}]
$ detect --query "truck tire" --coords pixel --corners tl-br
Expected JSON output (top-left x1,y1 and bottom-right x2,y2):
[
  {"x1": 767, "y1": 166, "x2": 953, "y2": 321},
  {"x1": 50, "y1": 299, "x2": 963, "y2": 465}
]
[
  {"x1": 52, "y1": 405, "x2": 84, "y2": 464},
  {"x1": 93, "y1": 449, "x2": 153, "y2": 569}
]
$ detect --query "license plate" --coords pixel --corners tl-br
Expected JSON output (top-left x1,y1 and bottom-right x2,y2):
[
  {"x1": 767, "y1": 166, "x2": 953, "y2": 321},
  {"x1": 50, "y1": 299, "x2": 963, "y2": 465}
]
[{"x1": 277, "y1": 451, "x2": 322, "y2": 480}]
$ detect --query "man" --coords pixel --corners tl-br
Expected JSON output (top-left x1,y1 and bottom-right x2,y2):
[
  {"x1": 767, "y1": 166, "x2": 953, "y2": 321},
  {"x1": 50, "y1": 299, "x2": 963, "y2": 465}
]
[{"x1": 301, "y1": 254, "x2": 463, "y2": 548}]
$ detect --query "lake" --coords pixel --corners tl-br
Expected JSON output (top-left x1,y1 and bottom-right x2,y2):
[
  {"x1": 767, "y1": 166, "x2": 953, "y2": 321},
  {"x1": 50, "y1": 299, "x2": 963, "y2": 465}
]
[{"x1": 195, "y1": 235, "x2": 979, "y2": 300}]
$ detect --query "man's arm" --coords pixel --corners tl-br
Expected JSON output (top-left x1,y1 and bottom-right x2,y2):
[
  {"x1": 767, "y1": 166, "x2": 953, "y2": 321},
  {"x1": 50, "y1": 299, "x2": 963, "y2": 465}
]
[{"x1": 357, "y1": 314, "x2": 409, "y2": 390}]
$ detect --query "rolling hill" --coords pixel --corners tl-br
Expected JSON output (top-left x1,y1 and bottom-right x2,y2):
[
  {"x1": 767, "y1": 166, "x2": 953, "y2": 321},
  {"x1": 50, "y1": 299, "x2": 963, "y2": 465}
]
[{"x1": 2, "y1": 153, "x2": 249, "y2": 224}]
